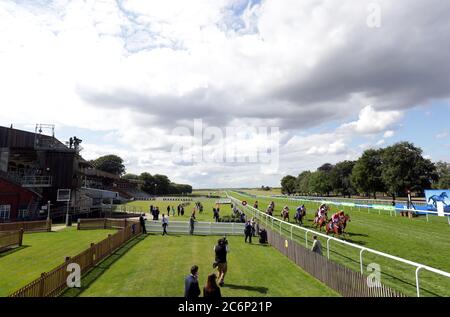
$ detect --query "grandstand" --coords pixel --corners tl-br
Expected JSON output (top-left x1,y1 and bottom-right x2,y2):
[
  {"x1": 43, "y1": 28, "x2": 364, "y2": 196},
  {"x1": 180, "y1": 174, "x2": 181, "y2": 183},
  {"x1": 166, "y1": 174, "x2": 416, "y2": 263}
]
[{"x1": 0, "y1": 125, "x2": 145, "y2": 222}]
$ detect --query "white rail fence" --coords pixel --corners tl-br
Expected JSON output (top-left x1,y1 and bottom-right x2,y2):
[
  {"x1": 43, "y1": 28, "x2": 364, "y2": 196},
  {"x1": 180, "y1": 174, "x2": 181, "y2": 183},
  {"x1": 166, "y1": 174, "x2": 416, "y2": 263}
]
[
  {"x1": 227, "y1": 192, "x2": 450, "y2": 297},
  {"x1": 236, "y1": 191, "x2": 450, "y2": 224},
  {"x1": 145, "y1": 220, "x2": 245, "y2": 236}
]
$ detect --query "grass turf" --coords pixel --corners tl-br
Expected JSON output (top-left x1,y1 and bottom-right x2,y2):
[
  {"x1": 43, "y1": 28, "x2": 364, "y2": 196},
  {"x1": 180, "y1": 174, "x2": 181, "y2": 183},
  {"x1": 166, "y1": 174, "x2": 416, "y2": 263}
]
[
  {"x1": 0, "y1": 227, "x2": 116, "y2": 297},
  {"x1": 63, "y1": 234, "x2": 338, "y2": 297},
  {"x1": 229, "y1": 191, "x2": 450, "y2": 297},
  {"x1": 124, "y1": 198, "x2": 235, "y2": 222}
]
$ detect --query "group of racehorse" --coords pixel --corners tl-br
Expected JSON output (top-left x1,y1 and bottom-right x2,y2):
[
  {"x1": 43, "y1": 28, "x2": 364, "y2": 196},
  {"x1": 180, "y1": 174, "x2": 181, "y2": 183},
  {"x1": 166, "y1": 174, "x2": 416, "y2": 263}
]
[{"x1": 265, "y1": 201, "x2": 350, "y2": 237}]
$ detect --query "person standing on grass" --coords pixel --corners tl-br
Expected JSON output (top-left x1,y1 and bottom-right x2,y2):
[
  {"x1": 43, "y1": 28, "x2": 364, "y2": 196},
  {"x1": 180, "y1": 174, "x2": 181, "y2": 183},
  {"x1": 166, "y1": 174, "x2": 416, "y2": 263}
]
[
  {"x1": 162, "y1": 214, "x2": 169, "y2": 235},
  {"x1": 311, "y1": 235, "x2": 323, "y2": 255},
  {"x1": 203, "y1": 273, "x2": 221, "y2": 299},
  {"x1": 184, "y1": 265, "x2": 201, "y2": 300},
  {"x1": 244, "y1": 220, "x2": 253, "y2": 243},
  {"x1": 177, "y1": 204, "x2": 181, "y2": 216},
  {"x1": 167, "y1": 205, "x2": 171, "y2": 216},
  {"x1": 139, "y1": 213, "x2": 147, "y2": 234},
  {"x1": 214, "y1": 237, "x2": 229, "y2": 287},
  {"x1": 172, "y1": 205, "x2": 175, "y2": 216},
  {"x1": 189, "y1": 215, "x2": 196, "y2": 235}
]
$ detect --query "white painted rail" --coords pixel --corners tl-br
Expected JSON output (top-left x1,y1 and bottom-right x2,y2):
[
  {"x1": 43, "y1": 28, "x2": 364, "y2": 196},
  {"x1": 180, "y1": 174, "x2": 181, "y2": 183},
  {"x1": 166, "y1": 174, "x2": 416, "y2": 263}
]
[{"x1": 145, "y1": 220, "x2": 245, "y2": 235}]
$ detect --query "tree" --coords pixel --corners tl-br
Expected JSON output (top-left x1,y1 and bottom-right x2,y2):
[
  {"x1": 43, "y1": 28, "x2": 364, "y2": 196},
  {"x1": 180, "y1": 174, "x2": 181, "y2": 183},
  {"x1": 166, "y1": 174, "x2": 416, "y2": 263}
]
[
  {"x1": 140, "y1": 172, "x2": 156, "y2": 194},
  {"x1": 281, "y1": 175, "x2": 297, "y2": 195},
  {"x1": 309, "y1": 171, "x2": 332, "y2": 196},
  {"x1": 330, "y1": 161, "x2": 356, "y2": 197},
  {"x1": 434, "y1": 161, "x2": 450, "y2": 189},
  {"x1": 295, "y1": 171, "x2": 312, "y2": 195},
  {"x1": 351, "y1": 149, "x2": 385, "y2": 199},
  {"x1": 122, "y1": 173, "x2": 139, "y2": 180},
  {"x1": 91, "y1": 155, "x2": 125, "y2": 175},
  {"x1": 381, "y1": 142, "x2": 438, "y2": 199}
]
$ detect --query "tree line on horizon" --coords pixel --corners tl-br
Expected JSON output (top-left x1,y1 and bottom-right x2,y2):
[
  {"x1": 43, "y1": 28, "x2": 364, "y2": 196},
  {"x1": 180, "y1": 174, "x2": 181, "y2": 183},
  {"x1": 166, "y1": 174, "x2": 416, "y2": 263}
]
[
  {"x1": 281, "y1": 142, "x2": 450, "y2": 199},
  {"x1": 89, "y1": 154, "x2": 192, "y2": 195}
]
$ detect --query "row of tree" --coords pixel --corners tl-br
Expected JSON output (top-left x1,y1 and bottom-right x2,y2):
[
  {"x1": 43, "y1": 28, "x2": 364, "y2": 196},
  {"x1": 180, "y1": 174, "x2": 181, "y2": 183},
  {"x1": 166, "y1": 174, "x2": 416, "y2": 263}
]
[
  {"x1": 90, "y1": 155, "x2": 192, "y2": 195},
  {"x1": 281, "y1": 142, "x2": 450, "y2": 199}
]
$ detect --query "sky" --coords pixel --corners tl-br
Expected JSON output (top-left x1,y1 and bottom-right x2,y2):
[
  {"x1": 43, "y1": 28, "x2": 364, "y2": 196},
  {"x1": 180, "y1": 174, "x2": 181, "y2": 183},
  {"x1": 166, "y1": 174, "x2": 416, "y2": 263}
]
[{"x1": 0, "y1": 0, "x2": 449, "y2": 188}]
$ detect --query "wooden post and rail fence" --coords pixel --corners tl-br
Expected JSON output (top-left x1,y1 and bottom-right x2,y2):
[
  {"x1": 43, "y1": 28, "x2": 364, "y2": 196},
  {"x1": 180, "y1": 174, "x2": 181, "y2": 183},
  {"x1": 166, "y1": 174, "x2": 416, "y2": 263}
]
[
  {"x1": 8, "y1": 218, "x2": 142, "y2": 297},
  {"x1": 0, "y1": 220, "x2": 51, "y2": 233}
]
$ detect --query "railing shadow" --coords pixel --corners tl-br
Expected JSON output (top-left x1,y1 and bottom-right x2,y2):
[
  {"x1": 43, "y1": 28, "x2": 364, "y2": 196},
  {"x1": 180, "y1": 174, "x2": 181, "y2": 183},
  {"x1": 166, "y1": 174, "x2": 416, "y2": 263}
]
[
  {"x1": 222, "y1": 284, "x2": 269, "y2": 294},
  {"x1": 61, "y1": 234, "x2": 147, "y2": 297},
  {"x1": 0, "y1": 245, "x2": 30, "y2": 258}
]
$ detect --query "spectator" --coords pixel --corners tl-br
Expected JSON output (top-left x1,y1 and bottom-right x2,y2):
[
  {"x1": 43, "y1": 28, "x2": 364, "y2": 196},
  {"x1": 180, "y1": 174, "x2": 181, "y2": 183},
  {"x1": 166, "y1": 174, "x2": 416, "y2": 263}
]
[
  {"x1": 177, "y1": 204, "x2": 181, "y2": 216},
  {"x1": 171, "y1": 206, "x2": 175, "y2": 216},
  {"x1": 139, "y1": 213, "x2": 147, "y2": 234},
  {"x1": 184, "y1": 265, "x2": 201, "y2": 300},
  {"x1": 214, "y1": 237, "x2": 229, "y2": 287},
  {"x1": 311, "y1": 235, "x2": 323, "y2": 255},
  {"x1": 203, "y1": 273, "x2": 221, "y2": 299},
  {"x1": 162, "y1": 214, "x2": 169, "y2": 235},
  {"x1": 259, "y1": 229, "x2": 268, "y2": 244},
  {"x1": 244, "y1": 221, "x2": 253, "y2": 243},
  {"x1": 181, "y1": 206, "x2": 185, "y2": 216},
  {"x1": 167, "y1": 205, "x2": 171, "y2": 216},
  {"x1": 189, "y1": 215, "x2": 196, "y2": 235},
  {"x1": 156, "y1": 207, "x2": 160, "y2": 220}
]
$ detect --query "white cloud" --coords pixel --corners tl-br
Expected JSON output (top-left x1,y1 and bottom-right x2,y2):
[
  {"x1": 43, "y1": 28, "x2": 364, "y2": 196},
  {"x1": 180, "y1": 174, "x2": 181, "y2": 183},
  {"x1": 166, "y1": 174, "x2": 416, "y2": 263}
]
[
  {"x1": 436, "y1": 131, "x2": 448, "y2": 140},
  {"x1": 340, "y1": 106, "x2": 403, "y2": 135},
  {"x1": 1, "y1": 0, "x2": 449, "y2": 187}
]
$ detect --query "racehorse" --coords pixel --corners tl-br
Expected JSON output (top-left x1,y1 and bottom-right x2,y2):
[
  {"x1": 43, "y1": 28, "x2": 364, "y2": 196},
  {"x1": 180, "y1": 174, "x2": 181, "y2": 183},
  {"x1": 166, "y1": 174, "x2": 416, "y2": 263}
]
[
  {"x1": 340, "y1": 215, "x2": 351, "y2": 233},
  {"x1": 325, "y1": 220, "x2": 344, "y2": 236},
  {"x1": 314, "y1": 215, "x2": 328, "y2": 231},
  {"x1": 282, "y1": 209, "x2": 290, "y2": 222},
  {"x1": 428, "y1": 192, "x2": 448, "y2": 208}
]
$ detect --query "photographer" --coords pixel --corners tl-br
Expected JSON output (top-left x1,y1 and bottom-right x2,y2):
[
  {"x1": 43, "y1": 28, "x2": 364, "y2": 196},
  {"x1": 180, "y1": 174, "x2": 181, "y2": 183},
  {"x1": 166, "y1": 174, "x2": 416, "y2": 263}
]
[{"x1": 213, "y1": 237, "x2": 229, "y2": 287}]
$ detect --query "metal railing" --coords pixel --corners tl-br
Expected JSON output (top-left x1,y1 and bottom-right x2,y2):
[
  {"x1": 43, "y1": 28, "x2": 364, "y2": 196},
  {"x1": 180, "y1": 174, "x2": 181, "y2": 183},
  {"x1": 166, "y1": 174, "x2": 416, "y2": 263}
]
[{"x1": 227, "y1": 192, "x2": 450, "y2": 297}]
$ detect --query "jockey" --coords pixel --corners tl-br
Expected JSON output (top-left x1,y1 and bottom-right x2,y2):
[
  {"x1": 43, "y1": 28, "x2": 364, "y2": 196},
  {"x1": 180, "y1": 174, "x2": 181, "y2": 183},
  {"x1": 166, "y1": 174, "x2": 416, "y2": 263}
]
[
  {"x1": 331, "y1": 212, "x2": 340, "y2": 228},
  {"x1": 338, "y1": 211, "x2": 345, "y2": 221}
]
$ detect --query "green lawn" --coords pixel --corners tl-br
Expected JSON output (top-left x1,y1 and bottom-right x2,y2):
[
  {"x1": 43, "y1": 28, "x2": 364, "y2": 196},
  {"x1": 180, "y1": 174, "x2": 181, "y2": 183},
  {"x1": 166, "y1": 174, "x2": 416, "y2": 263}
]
[
  {"x1": 229, "y1": 192, "x2": 450, "y2": 297},
  {"x1": 64, "y1": 234, "x2": 338, "y2": 297},
  {"x1": 0, "y1": 227, "x2": 115, "y2": 297},
  {"x1": 124, "y1": 198, "x2": 234, "y2": 222}
]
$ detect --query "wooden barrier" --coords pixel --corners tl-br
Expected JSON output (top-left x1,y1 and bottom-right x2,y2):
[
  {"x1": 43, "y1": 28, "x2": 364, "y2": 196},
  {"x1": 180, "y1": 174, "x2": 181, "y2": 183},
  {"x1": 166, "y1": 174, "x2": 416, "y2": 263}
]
[
  {"x1": 265, "y1": 227, "x2": 405, "y2": 297},
  {"x1": 0, "y1": 230, "x2": 24, "y2": 252},
  {"x1": 0, "y1": 220, "x2": 51, "y2": 233},
  {"x1": 77, "y1": 218, "x2": 134, "y2": 230},
  {"x1": 9, "y1": 222, "x2": 142, "y2": 297}
]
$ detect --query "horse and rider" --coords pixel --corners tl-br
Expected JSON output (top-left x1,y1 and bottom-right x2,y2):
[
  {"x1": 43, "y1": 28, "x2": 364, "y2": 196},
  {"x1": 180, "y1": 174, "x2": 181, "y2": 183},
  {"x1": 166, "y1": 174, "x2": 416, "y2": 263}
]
[
  {"x1": 325, "y1": 211, "x2": 351, "y2": 236},
  {"x1": 313, "y1": 204, "x2": 329, "y2": 231},
  {"x1": 294, "y1": 205, "x2": 306, "y2": 225},
  {"x1": 281, "y1": 205, "x2": 290, "y2": 222}
]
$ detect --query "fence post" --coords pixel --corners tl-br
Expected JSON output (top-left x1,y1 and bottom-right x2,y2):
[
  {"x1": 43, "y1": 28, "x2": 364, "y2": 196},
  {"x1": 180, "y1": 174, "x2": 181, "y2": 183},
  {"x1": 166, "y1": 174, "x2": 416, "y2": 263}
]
[
  {"x1": 18, "y1": 229, "x2": 24, "y2": 246},
  {"x1": 47, "y1": 219, "x2": 52, "y2": 232},
  {"x1": 305, "y1": 231, "x2": 308, "y2": 248},
  {"x1": 38, "y1": 273, "x2": 46, "y2": 297},
  {"x1": 77, "y1": 218, "x2": 81, "y2": 230},
  {"x1": 416, "y1": 266, "x2": 423, "y2": 297},
  {"x1": 327, "y1": 238, "x2": 331, "y2": 259},
  {"x1": 104, "y1": 218, "x2": 107, "y2": 229},
  {"x1": 290, "y1": 225, "x2": 293, "y2": 240},
  {"x1": 108, "y1": 234, "x2": 112, "y2": 253},
  {"x1": 360, "y1": 249, "x2": 365, "y2": 274},
  {"x1": 426, "y1": 213, "x2": 429, "y2": 223},
  {"x1": 90, "y1": 243, "x2": 95, "y2": 266},
  {"x1": 279, "y1": 221, "x2": 282, "y2": 235}
]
